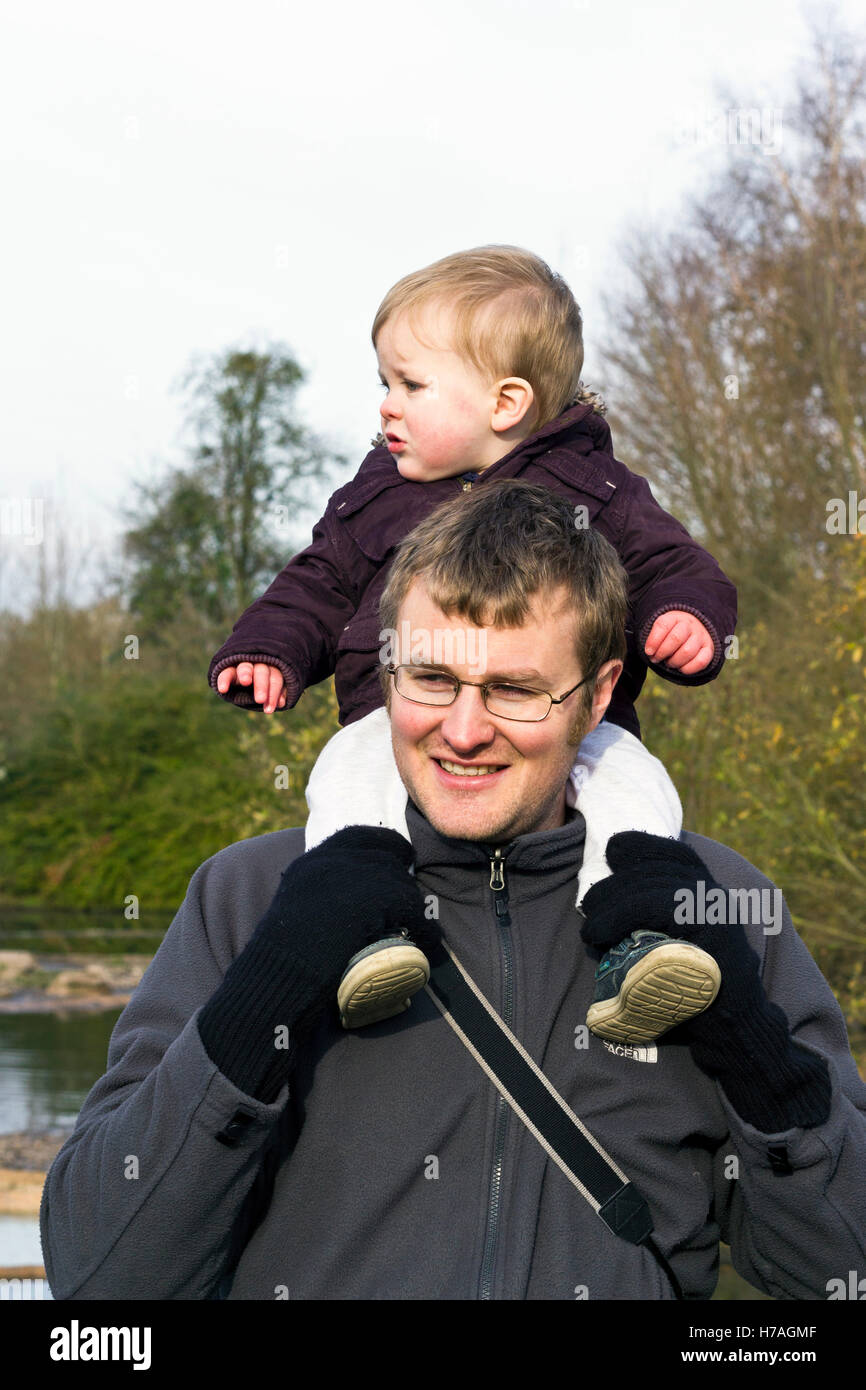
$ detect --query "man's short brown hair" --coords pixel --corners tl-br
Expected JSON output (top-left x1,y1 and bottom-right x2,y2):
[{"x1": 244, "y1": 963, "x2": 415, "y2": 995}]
[
  {"x1": 371, "y1": 246, "x2": 584, "y2": 430},
  {"x1": 379, "y1": 480, "x2": 628, "y2": 715}
]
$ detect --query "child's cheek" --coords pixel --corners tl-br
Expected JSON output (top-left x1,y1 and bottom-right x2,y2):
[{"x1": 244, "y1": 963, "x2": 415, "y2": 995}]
[
  {"x1": 410, "y1": 418, "x2": 457, "y2": 465},
  {"x1": 418, "y1": 396, "x2": 477, "y2": 462},
  {"x1": 424, "y1": 423, "x2": 461, "y2": 459}
]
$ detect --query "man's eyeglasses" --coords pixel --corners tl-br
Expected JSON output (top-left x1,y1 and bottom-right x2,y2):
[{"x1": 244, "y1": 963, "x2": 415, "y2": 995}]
[{"x1": 386, "y1": 663, "x2": 599, "y2": 723}]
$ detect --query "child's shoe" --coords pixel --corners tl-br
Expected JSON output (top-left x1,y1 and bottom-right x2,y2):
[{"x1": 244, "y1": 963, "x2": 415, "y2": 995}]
[
  {"x1": 586, "y1": 930, "x2": 721, "y2": 1044},
  {"x1": 337, "y1": 935, "x2": 430, "y2": 1029}
]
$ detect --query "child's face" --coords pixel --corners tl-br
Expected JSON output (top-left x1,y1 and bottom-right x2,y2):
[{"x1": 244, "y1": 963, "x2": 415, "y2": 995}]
[{"x1": 375, "y1": 305, "x2": 503, "y2": 483}]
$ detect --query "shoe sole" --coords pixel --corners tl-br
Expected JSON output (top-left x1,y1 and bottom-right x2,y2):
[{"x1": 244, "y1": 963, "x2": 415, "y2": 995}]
[
  {"x1": 338, "y1": 944, "x2": 430, "y2": 1029},
  {"x1": 586, "y1": 942, "x2": 721, "y2": 1044}
]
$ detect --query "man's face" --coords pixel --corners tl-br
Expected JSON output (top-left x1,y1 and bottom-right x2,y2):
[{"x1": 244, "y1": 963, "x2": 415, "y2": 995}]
[
  {"x1": 388, "y1": 580, "x2": 620, "y2": 843},
  {"x1": 375, "y1": 306, "x2": 502, "y2": 482}
]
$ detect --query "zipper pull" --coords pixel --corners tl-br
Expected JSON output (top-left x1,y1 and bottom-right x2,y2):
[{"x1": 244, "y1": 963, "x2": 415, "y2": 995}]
[{"x1": 489, "y1": 849, "x2": 505, "y2": 891}]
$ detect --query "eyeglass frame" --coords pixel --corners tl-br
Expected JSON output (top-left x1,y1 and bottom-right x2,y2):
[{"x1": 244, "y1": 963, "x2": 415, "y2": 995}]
[{"x1": 385, "y1": 662, "x2": 603, "y2": 723}]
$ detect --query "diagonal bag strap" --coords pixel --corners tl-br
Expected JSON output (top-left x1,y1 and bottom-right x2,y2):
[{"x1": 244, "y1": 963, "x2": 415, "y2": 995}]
[{"x1": 425, "y1": 942, "x2": 684, "y2": 1299}]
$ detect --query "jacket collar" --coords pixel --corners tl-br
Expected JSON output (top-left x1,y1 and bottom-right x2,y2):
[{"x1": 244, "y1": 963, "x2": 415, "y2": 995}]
[
  {"x1": 405, "y1": 798, "x2": 586, "y2": 905},
  {"x1": 341, "y1": 400, "x2": 615, "y2": 520}
]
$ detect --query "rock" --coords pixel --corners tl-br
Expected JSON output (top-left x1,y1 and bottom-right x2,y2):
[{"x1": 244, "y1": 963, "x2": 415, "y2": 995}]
[
  {"x1": 0, "y1": 1168, "x2": 46, "y2": 1216},
  {"x1": 95, "y1": 958, "x2": 149, "y2": 991},
  {"x1": 0, "y1": 951, "x2": 37, "y2": 982},
  {"x1": 46, "y1": 969, "x2": 113, "y2": 997},
  {"x1": 81, "y1": 963, "x2": 116, "y2": 986},
  {"x1": 43, "y1": 956, "x2": 149, "y2": 998},
  {"x1": 0, "y1": 1131, "x2": 68, "y2": 1171},
  {"x1": 0, "y1": 952, "x2": 151, "y2": 1007}
]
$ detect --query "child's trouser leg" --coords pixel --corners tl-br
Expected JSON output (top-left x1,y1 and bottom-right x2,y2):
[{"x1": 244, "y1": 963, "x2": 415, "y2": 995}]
[
  {"x1": 569, "y1": 722, "x2": 682, "y2": 907},
  {"x1": 573, "y1": 723, "x2": 720, "y2": 1044},
  {"x1": 304, "y1": 709, "x2": 426, "y2": 1028},
  {"x1": 304, "y1": 707, "x2": 409, "y2": 850}
]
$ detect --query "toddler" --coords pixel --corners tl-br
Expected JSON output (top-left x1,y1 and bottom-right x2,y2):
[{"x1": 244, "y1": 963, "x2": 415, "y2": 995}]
[{"x1": 209, "y1": 245, "x2": 736, "y2": 1042}]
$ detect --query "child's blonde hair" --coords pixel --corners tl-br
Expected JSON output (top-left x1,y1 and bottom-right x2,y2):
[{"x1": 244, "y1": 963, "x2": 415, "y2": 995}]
[{"x1": 371, "y1": 245, "x2": 585, "y2": 430}]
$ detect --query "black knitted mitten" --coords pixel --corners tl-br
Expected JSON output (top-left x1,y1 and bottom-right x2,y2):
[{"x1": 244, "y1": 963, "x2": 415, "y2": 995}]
[
  {"x1": 198, "y1": 826, "x2": 439, "y2": 1101},
  {"x1": 580, "y1": 832, "x2": 831, "y2": 1131}
]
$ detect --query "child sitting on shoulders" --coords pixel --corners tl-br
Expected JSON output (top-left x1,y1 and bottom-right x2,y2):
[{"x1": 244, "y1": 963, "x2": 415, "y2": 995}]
[{"x1": 209, "y1": 245, "x2": 737, "y2": 1041}]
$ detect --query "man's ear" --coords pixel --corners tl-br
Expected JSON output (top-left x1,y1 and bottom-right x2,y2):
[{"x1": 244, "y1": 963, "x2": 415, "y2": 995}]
[
  {"x1": 491, "y1": 377, "x2": 536, "y2": 434},
  {"x1": 587, "y1": 659, "x2": 623, "y2": 729}
]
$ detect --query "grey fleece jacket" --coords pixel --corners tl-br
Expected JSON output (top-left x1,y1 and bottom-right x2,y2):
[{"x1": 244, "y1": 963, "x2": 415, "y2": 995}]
[{"x1": 40, "y1": 808, "x2": 866, "y2": 1301}]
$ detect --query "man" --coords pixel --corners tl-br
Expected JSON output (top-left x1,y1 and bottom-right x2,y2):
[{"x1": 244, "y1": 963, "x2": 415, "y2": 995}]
[{"x1": 41, "y1": 484, "x2": 866, "y2": 1301}]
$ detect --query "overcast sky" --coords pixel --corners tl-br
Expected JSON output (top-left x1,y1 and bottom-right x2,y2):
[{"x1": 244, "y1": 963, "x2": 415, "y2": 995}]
[{"x1": 1, "y1": 0, "x2": 861, "y2": 610}]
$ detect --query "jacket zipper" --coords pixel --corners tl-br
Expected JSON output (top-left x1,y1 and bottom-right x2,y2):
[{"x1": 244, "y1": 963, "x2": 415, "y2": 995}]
[{"x1": 479, "y1": 847, "x2": 513, "y2": 1300}]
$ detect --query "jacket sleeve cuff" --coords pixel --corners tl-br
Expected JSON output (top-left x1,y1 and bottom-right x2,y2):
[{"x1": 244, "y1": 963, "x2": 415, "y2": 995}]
[
  {"x1": 191, "y1": 1007, "x2": 292, "y2": 1125},
  {"x1": 637, "y1": 600, "x2": 729, "y2": 686},
  {"x1": 208, "y1": 653, "x2": 302, "y2": 709},
  {"x1": 715, "y1": 1050, "x2": 850, "y2": 1172},
  {"x1": 197, "y1": 933, "x2": 327, "y2": 1103}
]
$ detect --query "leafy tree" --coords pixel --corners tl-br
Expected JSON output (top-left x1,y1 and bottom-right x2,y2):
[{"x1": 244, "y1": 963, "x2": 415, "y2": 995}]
[
  {"x1": 0, "y1": 662, "x2": 338, "y2": 909},
  {"x1": 639, "y1": 534, "x2": 866, "y2": 964},
  {"x1": 123, "y1": 346, "x2": 344, "y2": 645}
]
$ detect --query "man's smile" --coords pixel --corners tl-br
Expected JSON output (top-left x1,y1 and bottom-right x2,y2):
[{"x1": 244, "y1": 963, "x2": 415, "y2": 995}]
[
  {"x1": 433, "y1": 755, "x2": 509, "y2": 783},
  {"x1": 438, "y1": 758, "x2": 502, "y2": 777}
]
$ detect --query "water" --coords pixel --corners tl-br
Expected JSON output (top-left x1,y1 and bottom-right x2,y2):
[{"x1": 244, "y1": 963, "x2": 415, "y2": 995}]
[
  {"x1": 0, "y1": 1008, "x2": 119, "y2": 1295},
  {"x1": 0, "y1": 1008, "x2": 122, "y2": 1134},
  {"x1": 0, "y1": 1214, "x2": 46, "y2": 1266},
  {"x1": 0, "y1": 1215, "x2": 53, "y2": 1298}
]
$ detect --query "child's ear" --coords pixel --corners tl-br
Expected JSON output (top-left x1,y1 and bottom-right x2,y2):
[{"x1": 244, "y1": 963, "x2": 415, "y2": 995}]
[{"x1": 491, "y1": 377, "x2": 536, "y2": 433}]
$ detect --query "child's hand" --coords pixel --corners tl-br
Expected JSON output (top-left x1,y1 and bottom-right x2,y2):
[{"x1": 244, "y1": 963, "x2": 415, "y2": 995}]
[
  {"x1": 216, "y1": 663, "x2": 288, "y2": 713},
  {"x1": 643, "y1": 611, "x2": 714, "y2": 675}
]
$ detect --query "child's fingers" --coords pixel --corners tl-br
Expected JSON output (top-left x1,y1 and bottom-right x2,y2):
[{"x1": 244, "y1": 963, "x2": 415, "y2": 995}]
[
  {"x1": 646, "y1": 618, "x2": 688, "y2": 664},
  {"x1": 674, "y1": 639, "x2": 715, "y2": 676},
  {"x1": 263, "y1": 667, "x2": 285, "y2": 714},
  {"x1": 215, "y1": 662, "x2": 286, "y2": 707},
  {"x1": 645, "y1": 611, "x2": 715, "y2": 669},
  {"x1": 643, "y1": 612, "x2": 679, "y2": 659},
  {"x1": 661, "y1": 632, "x2": 704, "y2": 670},
  {"x1": 252, "y1": 664, "x2": 274, "y2": 706}
]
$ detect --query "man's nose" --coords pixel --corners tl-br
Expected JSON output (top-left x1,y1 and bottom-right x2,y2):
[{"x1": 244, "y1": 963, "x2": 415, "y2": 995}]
[{"x1": 438, "y1": 683, "x2": 496, "y2": 750}]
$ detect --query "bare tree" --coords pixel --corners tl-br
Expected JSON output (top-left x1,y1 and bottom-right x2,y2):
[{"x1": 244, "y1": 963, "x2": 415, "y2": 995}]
[{"x1": 599, "y1": 22, "x2": 866, "y2": 613}]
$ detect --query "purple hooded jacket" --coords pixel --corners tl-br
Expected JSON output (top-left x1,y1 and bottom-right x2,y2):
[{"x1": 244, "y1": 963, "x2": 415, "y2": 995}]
[{"x1": 207, "y1": 400, "x2": 737, "y2": 738}]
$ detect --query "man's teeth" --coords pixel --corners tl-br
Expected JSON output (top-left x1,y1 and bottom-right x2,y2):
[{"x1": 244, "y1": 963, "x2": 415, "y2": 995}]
[{"x1": 439, "y1": 759, "x2": 499, "y2": 777}]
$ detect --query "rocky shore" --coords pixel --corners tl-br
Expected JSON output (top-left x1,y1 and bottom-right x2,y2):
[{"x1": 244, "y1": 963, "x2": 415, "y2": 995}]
[
  {"x1": 0, "y1": 1132, "x2": 66, "y2": 1224},
  {"x1": 0, "y1": 948, "x2": 151, "y2": 1013},
  {"x1": 0, "y1": 1130, "x2": 68, "y2": 1173},
  {"x1": 0, "y1": 950, "x2": 152, "y2": 1224}
]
